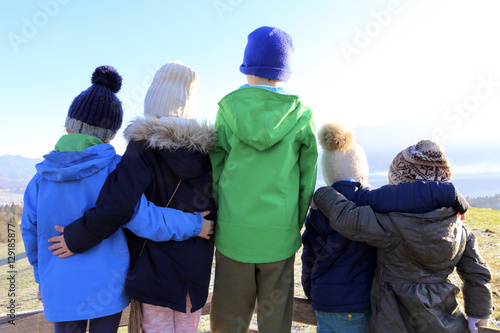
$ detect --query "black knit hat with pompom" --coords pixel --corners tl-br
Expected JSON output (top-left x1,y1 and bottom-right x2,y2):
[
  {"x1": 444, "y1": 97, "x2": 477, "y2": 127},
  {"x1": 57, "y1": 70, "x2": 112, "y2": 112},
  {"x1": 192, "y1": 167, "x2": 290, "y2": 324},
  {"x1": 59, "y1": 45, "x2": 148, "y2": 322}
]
[{"x1": 65, "y1": 66, "x2": 123, "y2": 141}]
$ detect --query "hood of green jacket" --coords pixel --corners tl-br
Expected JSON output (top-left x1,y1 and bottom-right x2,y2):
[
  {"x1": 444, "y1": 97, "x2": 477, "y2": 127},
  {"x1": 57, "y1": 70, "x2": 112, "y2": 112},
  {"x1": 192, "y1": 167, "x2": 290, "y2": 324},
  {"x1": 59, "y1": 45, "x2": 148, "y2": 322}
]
[{"x1": 218, "y1": 87, "x2": 304, "y2": 151}]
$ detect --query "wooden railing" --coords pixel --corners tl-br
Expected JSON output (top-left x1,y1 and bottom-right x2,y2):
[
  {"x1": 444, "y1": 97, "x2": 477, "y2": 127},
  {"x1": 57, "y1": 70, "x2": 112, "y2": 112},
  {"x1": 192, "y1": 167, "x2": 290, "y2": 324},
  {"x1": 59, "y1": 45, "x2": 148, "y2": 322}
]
[{"x1": 0, "y1": 294, "x2": 498, "y2": 332}]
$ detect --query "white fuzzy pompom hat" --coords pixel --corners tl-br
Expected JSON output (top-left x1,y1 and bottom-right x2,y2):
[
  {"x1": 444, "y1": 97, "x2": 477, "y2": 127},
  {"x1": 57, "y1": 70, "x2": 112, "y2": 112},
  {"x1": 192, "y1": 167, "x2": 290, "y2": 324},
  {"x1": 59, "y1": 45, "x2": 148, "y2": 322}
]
[{"x1": 319, "y1": 123, "x2": 369, "y2": 187}]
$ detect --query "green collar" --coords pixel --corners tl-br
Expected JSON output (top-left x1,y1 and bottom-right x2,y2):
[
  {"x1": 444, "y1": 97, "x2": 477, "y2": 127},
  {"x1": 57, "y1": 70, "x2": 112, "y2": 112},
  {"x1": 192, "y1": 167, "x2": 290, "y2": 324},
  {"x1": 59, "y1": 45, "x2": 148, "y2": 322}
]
[{"x1": 55, "y1": 133, "x2": 104, "y2": 152}]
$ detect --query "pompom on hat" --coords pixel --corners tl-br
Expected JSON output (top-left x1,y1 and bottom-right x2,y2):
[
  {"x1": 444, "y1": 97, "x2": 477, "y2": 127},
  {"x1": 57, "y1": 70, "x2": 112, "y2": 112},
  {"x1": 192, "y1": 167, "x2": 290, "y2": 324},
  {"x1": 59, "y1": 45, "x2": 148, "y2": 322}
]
[
  {"x1": 239, "y1": 26, "x2": 294, "y2": 82},
  {"x1": 388, "y1": 139, "x2": 452, "y2": 185},
  {"x1": 319, "y1": 123, "x2": 369, "y2": 187},
  {"x1": 65, "y1": 66, "x2": 123, "y2": 142},
  {"x1": 144, "y1": 61, "x2": 199, "y2": 119}
]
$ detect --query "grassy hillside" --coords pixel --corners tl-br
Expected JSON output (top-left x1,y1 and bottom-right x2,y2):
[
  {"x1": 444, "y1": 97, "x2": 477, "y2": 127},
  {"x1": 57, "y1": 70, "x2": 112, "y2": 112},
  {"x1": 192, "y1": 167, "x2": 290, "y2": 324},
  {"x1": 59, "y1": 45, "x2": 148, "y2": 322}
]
[
  {"x1": 457, "y1": 207, "x2": 500, "y2": 325},
  {"x1": 1, "y1": 207, "x2": 499, "y2": 331}
]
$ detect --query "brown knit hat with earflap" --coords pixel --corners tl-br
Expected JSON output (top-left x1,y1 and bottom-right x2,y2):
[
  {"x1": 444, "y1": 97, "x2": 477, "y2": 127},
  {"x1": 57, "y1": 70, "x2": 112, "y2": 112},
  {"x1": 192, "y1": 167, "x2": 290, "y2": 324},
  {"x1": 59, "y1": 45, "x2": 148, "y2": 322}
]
[{"x1": 388, "y1": 140, "x2": 452, "y2": 185}]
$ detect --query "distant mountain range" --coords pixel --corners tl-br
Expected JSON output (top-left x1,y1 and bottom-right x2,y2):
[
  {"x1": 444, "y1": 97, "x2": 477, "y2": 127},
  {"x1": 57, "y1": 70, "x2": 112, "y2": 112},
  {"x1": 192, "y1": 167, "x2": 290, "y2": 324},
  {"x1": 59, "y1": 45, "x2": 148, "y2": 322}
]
[
  {"x1": 0, "y1": 155, "x2": 41, "y2": 188},
  {"x1": 0, "y1": 142, "x2": 498, "y2": 207},
  {"x1": 0, "y1": 155, "x2": 41, "y2": 204}
]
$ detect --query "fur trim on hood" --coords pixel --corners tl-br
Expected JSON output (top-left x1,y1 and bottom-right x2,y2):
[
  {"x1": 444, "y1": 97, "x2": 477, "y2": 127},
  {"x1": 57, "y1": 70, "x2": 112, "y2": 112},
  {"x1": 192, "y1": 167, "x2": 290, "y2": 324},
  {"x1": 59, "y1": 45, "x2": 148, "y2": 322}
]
[{"x1": 124, "y1": 116, "x2": 217, "y2": 153}]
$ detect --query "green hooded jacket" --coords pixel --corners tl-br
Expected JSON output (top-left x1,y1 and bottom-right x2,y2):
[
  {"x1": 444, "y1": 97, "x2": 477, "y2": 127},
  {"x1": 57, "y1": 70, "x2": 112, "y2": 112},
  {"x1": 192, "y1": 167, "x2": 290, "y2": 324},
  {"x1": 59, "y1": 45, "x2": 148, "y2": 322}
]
[{"x1": 210, "y1": 87, "x2": 318, "y2": 263}]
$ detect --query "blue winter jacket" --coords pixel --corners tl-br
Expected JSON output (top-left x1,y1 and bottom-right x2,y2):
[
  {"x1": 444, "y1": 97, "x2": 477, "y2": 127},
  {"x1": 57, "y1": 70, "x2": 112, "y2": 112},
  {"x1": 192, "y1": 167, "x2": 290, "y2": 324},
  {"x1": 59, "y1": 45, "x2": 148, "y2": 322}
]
[
  {"x1": 301, "y1": 180, "x2": 457, "y2": 313},
  {"x1": 21, "y1": 143, "x2": 203, "y2": 322}
]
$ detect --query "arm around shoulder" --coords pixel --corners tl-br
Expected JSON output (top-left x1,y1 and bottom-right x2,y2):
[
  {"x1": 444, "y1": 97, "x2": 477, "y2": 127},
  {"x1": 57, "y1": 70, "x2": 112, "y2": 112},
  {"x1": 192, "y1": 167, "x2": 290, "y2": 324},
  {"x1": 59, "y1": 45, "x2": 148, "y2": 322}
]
[
  {"x1": 314, "y1": 186, "x2": 398, "y2": 249},
  {"x1": 360, "y1": 181, "x2": 457, "y2": 213},
  {"x1": 123, "y1": 194, "x2": 203, "y2": 242}
]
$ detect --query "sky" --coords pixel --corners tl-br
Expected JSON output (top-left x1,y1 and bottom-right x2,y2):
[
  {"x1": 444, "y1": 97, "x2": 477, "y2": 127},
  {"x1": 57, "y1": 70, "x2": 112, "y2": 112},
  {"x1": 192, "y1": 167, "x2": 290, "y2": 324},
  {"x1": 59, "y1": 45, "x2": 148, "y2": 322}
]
[{"x1": 1, "y1": 0, "x2": 499, "y2": 196}]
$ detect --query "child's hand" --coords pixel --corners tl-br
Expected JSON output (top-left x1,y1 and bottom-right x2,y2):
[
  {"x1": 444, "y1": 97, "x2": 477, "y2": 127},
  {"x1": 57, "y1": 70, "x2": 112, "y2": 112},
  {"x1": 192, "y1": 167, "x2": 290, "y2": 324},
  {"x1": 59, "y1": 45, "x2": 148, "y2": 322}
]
[
  {"x1": 197, "y1": 211, "x2": 214, "y2": 240},
  {"x1": 458, "y1": 212, "x2": 467, "y2": 221},
  {"x1": 37, "y1": 290, "x2": 43, "y2": 303},
  {"x1": 48, "y1": 225, "x2": 75, "y2": 258},
  {"x1": 467, "y1": 317, "x2": 489, "y2": 333}
]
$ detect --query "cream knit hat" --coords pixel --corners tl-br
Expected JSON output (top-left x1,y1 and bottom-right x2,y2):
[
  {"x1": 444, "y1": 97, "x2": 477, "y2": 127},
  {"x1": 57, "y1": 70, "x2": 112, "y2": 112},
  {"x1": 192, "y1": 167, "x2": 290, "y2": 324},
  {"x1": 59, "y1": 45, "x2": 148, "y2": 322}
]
[
  {"x1": 388, "y1": 139, "x2": 452, "y2": 185},
  {"x1": 319, "y1": 123, "x2": 369, "y2": 187},
  {"x1": 144, "y1": 61, "x2": 199, "y2": 119}
]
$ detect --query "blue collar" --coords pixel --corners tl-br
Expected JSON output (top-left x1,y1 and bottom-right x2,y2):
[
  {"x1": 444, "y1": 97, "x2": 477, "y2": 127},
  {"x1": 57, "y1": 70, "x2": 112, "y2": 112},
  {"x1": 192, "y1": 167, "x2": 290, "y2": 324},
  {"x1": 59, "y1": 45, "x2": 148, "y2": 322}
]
[{"x1": 239, "y1": 84, "x2": 289, "y2": 95}]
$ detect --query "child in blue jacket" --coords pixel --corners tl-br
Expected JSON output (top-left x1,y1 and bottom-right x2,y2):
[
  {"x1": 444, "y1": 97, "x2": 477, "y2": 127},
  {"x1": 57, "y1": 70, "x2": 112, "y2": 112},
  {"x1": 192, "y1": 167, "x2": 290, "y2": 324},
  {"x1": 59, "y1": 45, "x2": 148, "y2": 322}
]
[
  {"x1": 301, "y1": 123, "x2": 467, "y2": 333},
  {"x1": 47, "y1": 62, "x2": 217, "y2": 332},
  {"x1": 21, "y1": 66, "x2": 212, "y2": 333}
]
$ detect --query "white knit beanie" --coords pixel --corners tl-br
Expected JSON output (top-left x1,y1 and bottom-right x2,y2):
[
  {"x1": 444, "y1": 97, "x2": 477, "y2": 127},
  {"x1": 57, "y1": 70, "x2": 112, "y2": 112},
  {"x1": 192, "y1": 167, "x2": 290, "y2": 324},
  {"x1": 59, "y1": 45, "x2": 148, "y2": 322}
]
[
  {"x1": 319, "y1": 123, "x2": 369, "y2": 187},
  {"x1": 144, "y1": 61, "x2": 199, "y2": 119}
]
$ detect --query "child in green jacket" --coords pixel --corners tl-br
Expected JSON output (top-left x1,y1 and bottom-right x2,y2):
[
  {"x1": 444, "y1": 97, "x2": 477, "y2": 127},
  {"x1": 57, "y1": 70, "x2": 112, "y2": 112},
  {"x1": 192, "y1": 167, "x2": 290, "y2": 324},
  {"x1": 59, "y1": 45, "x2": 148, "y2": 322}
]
[{"x1": 209, "y1": 26, "x2": 318, "y2": 333}]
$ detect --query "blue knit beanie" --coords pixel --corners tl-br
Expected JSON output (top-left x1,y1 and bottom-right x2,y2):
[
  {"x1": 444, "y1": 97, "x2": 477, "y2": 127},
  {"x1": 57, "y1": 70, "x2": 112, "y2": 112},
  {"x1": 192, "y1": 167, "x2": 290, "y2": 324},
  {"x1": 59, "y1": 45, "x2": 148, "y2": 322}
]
[
  {"x1": 65, "y1": 66, "x2": 123, "y2": 142},
  {"x1": 239, "y1": 26, "x2": 294, "y2": 82}
]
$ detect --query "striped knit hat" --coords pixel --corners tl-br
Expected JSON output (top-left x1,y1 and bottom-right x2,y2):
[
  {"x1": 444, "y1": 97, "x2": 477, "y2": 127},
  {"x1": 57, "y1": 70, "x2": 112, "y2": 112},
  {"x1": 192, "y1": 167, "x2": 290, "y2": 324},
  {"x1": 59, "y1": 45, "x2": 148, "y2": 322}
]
[
  {"x1": 388, "y1": 140, "x2": 452, "y2": 185},
  {"x1": 144, "y1": 61, "x2": 199, "y2": 119},
  {"x1": 65, "y1": 66, "x2": 123, "y2": 141}
]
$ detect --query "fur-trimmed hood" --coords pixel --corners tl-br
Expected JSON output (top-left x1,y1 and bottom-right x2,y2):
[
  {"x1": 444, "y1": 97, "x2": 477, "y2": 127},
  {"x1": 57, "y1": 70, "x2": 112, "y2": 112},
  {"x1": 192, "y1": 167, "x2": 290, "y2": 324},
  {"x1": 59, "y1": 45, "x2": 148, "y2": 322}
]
[{"x1": 123, "y1": 116, "x2": 217, "y2": 153}]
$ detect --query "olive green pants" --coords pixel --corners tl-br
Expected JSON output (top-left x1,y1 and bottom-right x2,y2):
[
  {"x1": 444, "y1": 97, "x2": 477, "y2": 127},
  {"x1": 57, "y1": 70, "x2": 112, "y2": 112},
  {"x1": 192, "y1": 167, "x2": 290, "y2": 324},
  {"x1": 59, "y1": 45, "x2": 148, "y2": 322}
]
[{"x1": 210, "y1": 250, "x2": 295, "y2": 333}]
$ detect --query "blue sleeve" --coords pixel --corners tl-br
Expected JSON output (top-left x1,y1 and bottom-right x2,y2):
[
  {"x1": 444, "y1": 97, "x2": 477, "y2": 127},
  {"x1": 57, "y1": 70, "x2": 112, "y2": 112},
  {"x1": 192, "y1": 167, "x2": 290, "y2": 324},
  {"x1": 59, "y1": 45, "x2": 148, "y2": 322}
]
[
  {"x1": 355, "y1": 181, "x2": 456, "y2": 213},
  {"x1": 20, "y1": 176, "x2": 40, "y2": 284},
  {"x1": 123, "y1": 194, "x2": 203, "y2": 242}
]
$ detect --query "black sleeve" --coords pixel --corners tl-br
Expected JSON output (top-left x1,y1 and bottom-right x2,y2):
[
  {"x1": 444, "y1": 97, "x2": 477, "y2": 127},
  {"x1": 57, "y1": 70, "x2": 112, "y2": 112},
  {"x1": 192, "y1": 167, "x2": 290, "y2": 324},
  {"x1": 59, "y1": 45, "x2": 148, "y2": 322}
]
[
  {"x1": 452, "y1": 192, "x2": 469, "y2": 215},
  {"x1": 64, "y1": 141, "x2": 154, "y2": 253}
]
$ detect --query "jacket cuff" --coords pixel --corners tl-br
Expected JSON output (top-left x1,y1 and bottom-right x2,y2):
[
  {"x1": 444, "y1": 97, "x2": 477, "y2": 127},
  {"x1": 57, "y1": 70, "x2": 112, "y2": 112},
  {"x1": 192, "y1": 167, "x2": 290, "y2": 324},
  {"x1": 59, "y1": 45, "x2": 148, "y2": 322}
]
[
  {"x1": 192, "y1": 214, "x2": 203, "y2": 236},
  {"x1": 64, "y1": 219, "x2": 99, "y2": 254}
]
